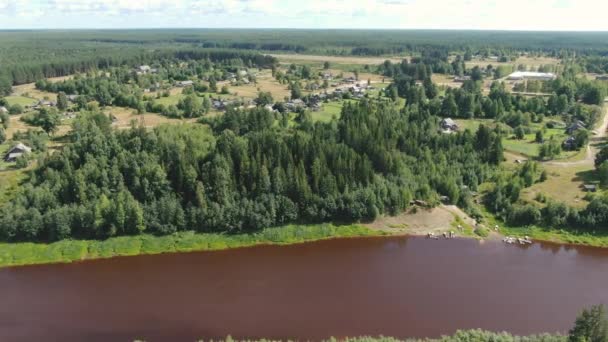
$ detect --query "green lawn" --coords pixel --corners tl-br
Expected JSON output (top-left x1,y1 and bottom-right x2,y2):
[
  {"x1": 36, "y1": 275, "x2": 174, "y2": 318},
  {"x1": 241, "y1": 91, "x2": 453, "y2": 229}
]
[
  {"x1": 4, "y1": 95, "x2": 37, "y2": 107},
  {"x1": 311, "y1": 101, "x2": 343, "y2": 122},
  {"x1": 154, "y1": 94, "x2": 183, "y2": 106},
  {"x1": 455, "y1": 118, "x2": 495, "y2": 132},
  {"x1": 501, "y1": 128, "x2": 582, "y2": 159},
  {"x1": 502, "y1": 135, "x2": 542, "y2": 156},
  {"x1": 520, "y1": 164, "x2": 595, "y2": 208},
  {"x1": 0, "y1": 223, "x2": 383, "y2": 268}
]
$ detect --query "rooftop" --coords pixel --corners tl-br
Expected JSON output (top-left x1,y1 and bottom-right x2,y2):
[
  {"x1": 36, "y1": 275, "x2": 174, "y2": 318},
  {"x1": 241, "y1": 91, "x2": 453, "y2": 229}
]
[{"x1": 507, "y1": 71, "x2": 556, "y2": 79}]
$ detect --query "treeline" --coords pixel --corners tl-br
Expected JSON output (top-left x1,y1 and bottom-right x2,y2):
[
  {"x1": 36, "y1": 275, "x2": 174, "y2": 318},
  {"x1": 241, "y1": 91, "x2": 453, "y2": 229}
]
[
  {"x1": 0, "y1": 46, "x2": 276, "y2": 95},
  {"x1": 377, "y1": 52, "x2": 459, "y2": 78},
  {"x1": 221, "y1": 304, "x2": 608, "y2": 342},
  {"x1": 0, "y1": 98, "x2": 499, "y2": 242},
  {"x1": 63, "y1": 29, "x2": 608, "y2": 55}
]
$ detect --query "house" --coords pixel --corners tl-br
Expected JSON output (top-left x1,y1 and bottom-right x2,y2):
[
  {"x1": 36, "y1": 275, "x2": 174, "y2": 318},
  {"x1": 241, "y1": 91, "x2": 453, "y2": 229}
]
[
  {"x1": 566, "y1": 120, "x2": 586, "y2": 134},
  {"x1": 285, "y1": 99, "x2": 305, "y2": 111},
  {"x1": 440, "y1": 118, "x2": 459, "y2": 132},
  {"x1": 175, "y1": 80, "x2": 194, "y2": 87},
  {"x1": 33, "y1": 100, "x2": 56, "y2": 109},
  {"x1": 344, "y1": 76, "x2": 357, "y2": 83},
  {"x1": 212, "y1": 98, "x2": 237, "y2": 111},
  {"x1": 323, "y1": 72, "x2": 333, "y2": 80},
  {"x1": 3, "y1": 143, "x2": 32, "y2": 162},
  {"x1": 0, "y1": 106, "x2": 7, "y2": 114},
  {"x1": 562, "y1": 136, "x2": 577, "y2": 150},
  {"x1": 138, "y1": 65, "x2": 151, "y2": 73},
  {"x1": 507, "y1": 71, "x2": 557, "y2": 81},
  {"x1": 310, "y1": 103, "x2": 322, "y2": 111},
  {"x1": 212, "y1": 100, "x2": 224, "y2": 110},
  {"x1": 66, "y1": 95, "x2": 79, "y2": 102},
  {"x1": 583, "y1": 184, "x2": 597, "y2": 192},
  {"x1": 453, "y1": 76, "x2": 471, "y2": 83}
]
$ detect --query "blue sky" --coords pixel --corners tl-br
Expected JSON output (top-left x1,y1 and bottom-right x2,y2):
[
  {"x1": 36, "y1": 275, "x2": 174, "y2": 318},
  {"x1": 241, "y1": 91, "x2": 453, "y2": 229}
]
[{"x1": 0, "y1": 0, "x2": 607, "y2": 31}]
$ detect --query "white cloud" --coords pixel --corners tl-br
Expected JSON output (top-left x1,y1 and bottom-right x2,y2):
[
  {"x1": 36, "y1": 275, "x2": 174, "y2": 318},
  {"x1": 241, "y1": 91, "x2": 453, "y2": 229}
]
[{"x1": 0, "y1": 0, "x2": 607, "y2": 30}]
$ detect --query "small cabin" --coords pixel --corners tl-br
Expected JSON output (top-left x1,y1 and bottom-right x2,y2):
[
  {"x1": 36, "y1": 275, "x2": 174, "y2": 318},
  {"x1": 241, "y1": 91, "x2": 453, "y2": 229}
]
[
  {"x1": 453, "y1": 76, "x2": 471, "y2": 83},
  {"x1": 440, "y1": 118, "x2": 459, "y2": 132},
  {"x1": 3, "y1": 143, "x2": 32, "y2": 162},
  {"x1": 175, "y1": 80, "x2": 194, "y2": 87},
  {"x1": 566, "y1": 121, "x2": 585, "y2": 135},
  {"x1": 562, "y1": 136, "x2": 577, "y2": 150},
  {"x1": 583, "y1": 184, "x2": 597, "y2": 192}
]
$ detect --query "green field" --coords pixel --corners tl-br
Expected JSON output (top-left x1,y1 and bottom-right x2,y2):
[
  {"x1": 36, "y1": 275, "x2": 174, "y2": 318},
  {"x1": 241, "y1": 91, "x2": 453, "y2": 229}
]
[
  {"x1": 311, "y1": 101, "x2": 343, "y2": 122},
  {"x1": 4, "y1": 95, "x2": 37, "y2": 107},
  {"x1": 502, "y1": 128, "x2": 583, "y2": 160},
  {"x1": 455, "y1": 118, "x2": 495, "y2": 132},
  {"x1": 453, "y1": 119, "x2": 586, "y2": 160},
  {"x1": 0, "y1": 223, "x2": 383, "y2": 268}
]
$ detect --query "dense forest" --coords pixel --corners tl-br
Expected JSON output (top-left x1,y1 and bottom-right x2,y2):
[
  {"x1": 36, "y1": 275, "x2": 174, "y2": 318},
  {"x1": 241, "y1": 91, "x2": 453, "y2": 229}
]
[
  {"x1": 0, "y1": 43, "x2": 276, "y2": 94},
  {"x1": 4, "y1": 28, "x2": 608, "y2": 93},
  {"x1": 0, "y1": 97, "x2": 500, "y2": 241},
  {"x1": 2, "y1": 29, "x2": 608, "y2": 244}
]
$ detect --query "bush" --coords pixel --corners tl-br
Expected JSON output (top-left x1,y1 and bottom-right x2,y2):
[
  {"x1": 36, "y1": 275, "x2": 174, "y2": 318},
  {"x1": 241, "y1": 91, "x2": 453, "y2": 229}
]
[
  {"x1": 15, "y1": 154, "x2": 30, "y2": 169},
  {"x1": 9, "y1": 104, "x2": 23, "y2": 114},
  {"x1": 507, "y1": 204, "x2": 541, "y2": 226}
]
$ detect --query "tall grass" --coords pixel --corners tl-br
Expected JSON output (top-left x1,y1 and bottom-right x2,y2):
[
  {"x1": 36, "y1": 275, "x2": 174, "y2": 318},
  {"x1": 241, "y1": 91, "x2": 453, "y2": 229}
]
[{"x1": 0, "y1": 224, "x2": 382, "y2": 268}]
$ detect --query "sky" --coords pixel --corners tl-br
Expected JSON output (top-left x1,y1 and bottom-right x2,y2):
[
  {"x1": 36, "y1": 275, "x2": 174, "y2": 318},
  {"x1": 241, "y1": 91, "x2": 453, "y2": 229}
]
[{"x1": 0, "y1": 0, "x2": 607, "y2": 31}]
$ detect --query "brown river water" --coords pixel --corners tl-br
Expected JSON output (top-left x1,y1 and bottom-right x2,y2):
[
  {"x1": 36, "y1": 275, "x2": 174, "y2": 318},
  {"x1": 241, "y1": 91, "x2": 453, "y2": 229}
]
[{"x1": 1, "y1": 236, "x2": 608, "y2": 341}]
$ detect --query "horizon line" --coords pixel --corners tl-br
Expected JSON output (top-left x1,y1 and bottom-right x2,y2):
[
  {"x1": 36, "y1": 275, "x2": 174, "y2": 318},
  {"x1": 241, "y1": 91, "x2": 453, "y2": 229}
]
[{"x1": 1, "y1": 27, "x2": 608, "y2": 33}]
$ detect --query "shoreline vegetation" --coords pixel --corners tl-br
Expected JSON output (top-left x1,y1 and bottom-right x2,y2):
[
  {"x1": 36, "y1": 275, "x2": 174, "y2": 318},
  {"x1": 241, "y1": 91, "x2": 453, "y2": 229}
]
[
  {"x1": 209, "y1": 330, "x2": 567, "y2": 342},
  {"x1": 0, "y1": 224, "x2": 383, "y2": 268},
  {"x1": 3, "y1": 211, "x2": 608, "y2": 269}
]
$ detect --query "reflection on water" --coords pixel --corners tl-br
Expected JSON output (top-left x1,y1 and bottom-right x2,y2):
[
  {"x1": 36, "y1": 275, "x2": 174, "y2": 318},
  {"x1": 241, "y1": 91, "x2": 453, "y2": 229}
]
[{"x1": 1, "y1": 236, "x2": 607, "y2": 341}]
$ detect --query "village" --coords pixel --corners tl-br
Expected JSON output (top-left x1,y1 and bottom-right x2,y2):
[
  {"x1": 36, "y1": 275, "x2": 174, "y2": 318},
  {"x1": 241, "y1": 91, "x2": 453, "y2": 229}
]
[{"x1": 3, "y1": 51, "x2": 607, "y2": 207}]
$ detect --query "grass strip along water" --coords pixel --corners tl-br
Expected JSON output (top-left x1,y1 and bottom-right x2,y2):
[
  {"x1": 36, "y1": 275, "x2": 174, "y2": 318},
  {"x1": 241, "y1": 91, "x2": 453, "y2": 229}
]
[{"x1": 0, "y1": 224, "x2": 382, "y2": 268}]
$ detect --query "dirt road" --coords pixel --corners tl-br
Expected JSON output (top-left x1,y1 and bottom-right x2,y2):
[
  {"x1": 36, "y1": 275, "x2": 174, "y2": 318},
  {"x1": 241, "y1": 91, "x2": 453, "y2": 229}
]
[
  {"x1": 365, "y1": 204, "x2": 482, "y2": 237},
  {"x1": 544, "y1": 106, "x2": 608, "y2": 167}
]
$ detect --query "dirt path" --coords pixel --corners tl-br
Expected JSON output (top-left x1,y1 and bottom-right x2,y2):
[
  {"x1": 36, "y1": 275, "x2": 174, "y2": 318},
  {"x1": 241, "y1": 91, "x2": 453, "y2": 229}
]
[
  {"x1": 544, "y1": 106, "x2": 608, "y2": 167},
  {"x1": 365, "y1": 204, "x2": 488, "y2": 237}
]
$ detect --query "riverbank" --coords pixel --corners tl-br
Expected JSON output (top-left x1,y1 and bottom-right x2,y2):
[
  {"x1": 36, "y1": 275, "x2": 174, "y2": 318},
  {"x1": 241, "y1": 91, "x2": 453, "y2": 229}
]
[
  {"x1": 365, "y1": 205, "x2": 498, "y2": 240},
  {"x1": 0, "y1": 224, "x2": 384, "y2": 268},
  {"x1": 481, "y1": 210, "x2": 608, "y2": 248},
  {"x1": 499, "y1": 225, "x2": 608, "y2": 248},
  {"x1": 3, "y1": 207, "x2": 608, "y2": 269}
]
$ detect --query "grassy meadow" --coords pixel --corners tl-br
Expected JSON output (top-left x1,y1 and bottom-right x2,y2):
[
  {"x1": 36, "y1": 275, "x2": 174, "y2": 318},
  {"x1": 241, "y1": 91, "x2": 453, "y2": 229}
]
[{"x1": 0, "y1": 224, "x2": 383, "y2": 268}]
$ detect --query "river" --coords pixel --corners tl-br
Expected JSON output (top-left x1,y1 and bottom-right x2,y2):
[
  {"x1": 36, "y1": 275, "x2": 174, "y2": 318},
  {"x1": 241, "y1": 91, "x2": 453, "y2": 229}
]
[{"x1": 1, "y1": 236, "x2": 607, "y2": 341}]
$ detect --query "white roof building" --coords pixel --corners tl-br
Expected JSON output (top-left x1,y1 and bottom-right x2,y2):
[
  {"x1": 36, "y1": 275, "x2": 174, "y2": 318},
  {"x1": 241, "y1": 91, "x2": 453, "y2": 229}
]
[
  {"x1": 507, "y1": 71, "x2": 556, "y2": 81},
  {"x1": 3, "y1": 143, "x2": 32, "y2": 162}
]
